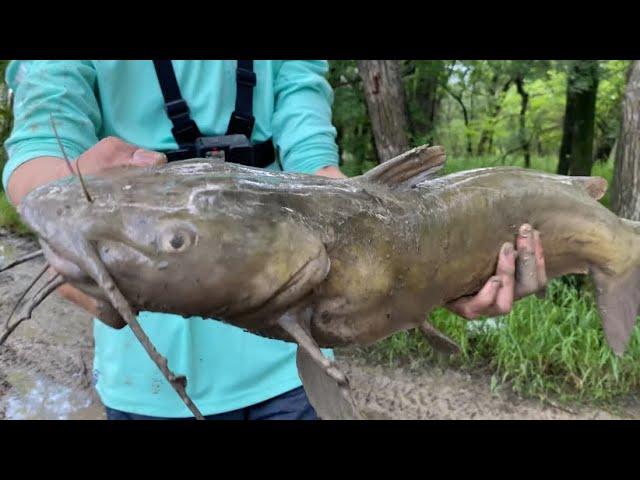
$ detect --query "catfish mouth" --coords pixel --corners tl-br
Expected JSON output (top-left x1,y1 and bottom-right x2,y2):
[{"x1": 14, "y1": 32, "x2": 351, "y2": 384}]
[
  {"x1": 39, "y1": 241, "x2": 88, "y2": 283},
  {"x1": 37, "y1": 240, "x2": 103, "y2": 299},
  {"x1": 38, "y1": 237, "x2": 158, "y2": 301}
]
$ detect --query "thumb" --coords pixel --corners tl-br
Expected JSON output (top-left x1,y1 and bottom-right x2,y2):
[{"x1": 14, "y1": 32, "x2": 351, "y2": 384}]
[{"x1": 130, "y1": 148, "x2": 168, "y2": 167}]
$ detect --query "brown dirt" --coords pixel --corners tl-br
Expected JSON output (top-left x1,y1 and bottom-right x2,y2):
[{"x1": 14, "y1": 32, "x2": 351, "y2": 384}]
[{"x1": 0, "y1": 228, "x2": 634, "y2": 420}]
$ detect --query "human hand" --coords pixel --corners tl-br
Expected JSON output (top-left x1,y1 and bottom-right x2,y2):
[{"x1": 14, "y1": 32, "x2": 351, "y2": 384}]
[
  {"x1": 50, "y1": 137, "x2": 165, "y2": 327},
  {"x1": 315, "y1": 165, "x2": 346, "y2": 179},
  {"x1": 445, "y1": 224, "x2": 547, "y2": 320},
  {"x1": 63, "y1": 136, "x2": 167, "y2": 177}
]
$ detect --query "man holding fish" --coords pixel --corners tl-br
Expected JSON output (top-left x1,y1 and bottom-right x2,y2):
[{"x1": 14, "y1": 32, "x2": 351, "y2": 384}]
[{"x1": 2, "y1": 60, "x2": 546, "y2": 420}]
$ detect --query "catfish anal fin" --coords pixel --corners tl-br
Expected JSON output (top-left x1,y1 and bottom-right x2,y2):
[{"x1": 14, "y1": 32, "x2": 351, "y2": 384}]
[{"x1": 418, "y1": 320, "x2": 461, "y2": 355}]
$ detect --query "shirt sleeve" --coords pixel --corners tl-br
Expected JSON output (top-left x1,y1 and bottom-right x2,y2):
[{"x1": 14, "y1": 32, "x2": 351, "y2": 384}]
[
  {"x1": 271, "y1": 60, "x2": 339, "y2": 175},
  {"x1": 2, "y1": 60, "x2": 102, "y2": 190}
]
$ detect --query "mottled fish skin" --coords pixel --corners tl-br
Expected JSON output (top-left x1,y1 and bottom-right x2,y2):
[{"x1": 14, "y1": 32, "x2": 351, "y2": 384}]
[{"x1": 18, "y1": 149, "x2": 640, "y2": 355}]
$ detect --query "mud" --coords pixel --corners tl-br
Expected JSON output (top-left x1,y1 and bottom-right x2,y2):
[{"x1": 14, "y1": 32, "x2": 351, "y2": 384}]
[
  {"x1": 335, "y1": 354, "x2": 640, "y2": 420},
  {"x1": 0, "y1": 228, "x2": 104, "y2": 420},
  {"x1": 0, "y1": 228, "x2": 636, "y2": 420}
]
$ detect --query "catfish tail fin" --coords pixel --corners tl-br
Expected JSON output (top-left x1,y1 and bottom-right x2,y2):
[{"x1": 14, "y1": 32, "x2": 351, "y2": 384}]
[{"x1": 592, "y1": 218, "x2": 640, "y2": 356}]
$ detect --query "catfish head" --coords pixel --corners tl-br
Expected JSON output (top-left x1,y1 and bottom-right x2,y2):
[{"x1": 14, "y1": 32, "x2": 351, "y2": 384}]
[{"x1": 17, "y1": 166, "x2": 331, "y2": 323}]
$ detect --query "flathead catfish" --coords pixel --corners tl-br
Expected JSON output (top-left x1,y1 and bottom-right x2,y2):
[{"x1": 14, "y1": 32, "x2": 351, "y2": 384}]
[{"x1": 10, "y1": 145, "x2": 640, "y2": 419}]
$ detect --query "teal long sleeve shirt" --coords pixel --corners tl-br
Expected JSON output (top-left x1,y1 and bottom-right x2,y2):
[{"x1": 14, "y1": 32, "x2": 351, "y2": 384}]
[{"x1": 3, "y1": 60, "x2": 339, "y2": 417}]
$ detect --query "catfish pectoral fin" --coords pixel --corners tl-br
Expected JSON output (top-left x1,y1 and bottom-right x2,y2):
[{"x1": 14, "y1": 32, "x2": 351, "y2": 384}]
[
  {"x1": 277, "y1": 310, "x2": 363, "y2": 420},
  {"x1": 296, "y1": 347, "x2": 364, "y2": 420}
]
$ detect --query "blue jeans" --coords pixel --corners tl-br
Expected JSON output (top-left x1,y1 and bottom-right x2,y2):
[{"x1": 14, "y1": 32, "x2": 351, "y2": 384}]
[{"x1": 104, "y1": 386, "x2": 319, "y2": 420}]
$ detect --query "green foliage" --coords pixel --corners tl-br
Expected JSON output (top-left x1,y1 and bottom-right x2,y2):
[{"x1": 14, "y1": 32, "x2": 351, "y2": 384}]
[
  {"x1": 329, "y1": 60, "x2": 629, "y2": 171},
  {"x1": 327, "y1": 60, "x2": 377, "y2": 176},
  {"x1": 0, "y1": 59, "x2": 10, "y2": 180}
]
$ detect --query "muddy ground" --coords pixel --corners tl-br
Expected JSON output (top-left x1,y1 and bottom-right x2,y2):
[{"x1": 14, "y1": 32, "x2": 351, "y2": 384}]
[{"x1": 0, "y1": 228, "x2": 636, "y2": 420}]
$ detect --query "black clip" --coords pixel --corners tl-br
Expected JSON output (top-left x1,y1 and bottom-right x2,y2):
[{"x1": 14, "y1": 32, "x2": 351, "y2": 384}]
[
  {"x1": 227, "y1": 111, "x2": 255, "y2": 138},
  {"x1": 165, "y1": 99, "x2": 200, "y2": 145},
  {"x1": 236, "y1": 68, "x2": 256, "y2": 87}
]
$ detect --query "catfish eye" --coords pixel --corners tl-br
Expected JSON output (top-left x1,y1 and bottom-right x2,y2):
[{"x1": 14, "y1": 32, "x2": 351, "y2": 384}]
[{"x1": 158, "y1": 226, "x2": 196, "y2": 253}]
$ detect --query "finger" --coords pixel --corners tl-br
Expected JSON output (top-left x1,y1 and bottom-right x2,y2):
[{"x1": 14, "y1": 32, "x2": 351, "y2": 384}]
[
  {"x1": 95, "y1": 301, "x2": 128, "y2": 329},
  {"x1": 494, "y1": 242, "x2": 516, "y2": 314},
  {"x1": 56, "y1": 283, "x2": 100, "y2": 317},
  {"x1": 515, "y1": 224, "x2": 538, "y2": 299},
  {"x1": 446, "y1": 276, "x2": 503, "y2": 320},
  {"x1": 57, "y1": 283, "x2": 127, "y2": 328},
  {"x1": 532, "y1": 229, "x2": 548, "y2": 299},
  {"x1": 533, "y1": 229, "x2": 548, "y2": 286},
  {"x1": 85, "y1": 137, "x2": 166, "y2": 171}
]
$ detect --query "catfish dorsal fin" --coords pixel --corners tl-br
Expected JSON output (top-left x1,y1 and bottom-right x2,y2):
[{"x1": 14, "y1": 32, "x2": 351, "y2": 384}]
[{"x1": 360, "y1": 145, "x2": 446, "y2": 189}]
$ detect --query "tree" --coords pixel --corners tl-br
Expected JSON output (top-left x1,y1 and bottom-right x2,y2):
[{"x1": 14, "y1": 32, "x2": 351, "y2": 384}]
[
  {"x1": 594, "y1": 60, "x2": 630, "y2": 163},
  {"x1": 474, "y1": 64, "x2": 513, "y2": 156},
  {"x1": 611, "y1": 61, "x2": 640, "y2": 220},
  {"x1": 357, "y1": 60, "x2": 411, "y2": 163},
  {"x1": 442, "y1": 61, "x2": 474, "y2": 155},
  {"x1": 405, "y1": 60, "x2": 449, "y2": 144},
  {"x1": 557, "y1": 61, "x2": 600, "y2": 176},
  {"x1": 0, "y1": 60, "x2": 11, "y2": 183}
]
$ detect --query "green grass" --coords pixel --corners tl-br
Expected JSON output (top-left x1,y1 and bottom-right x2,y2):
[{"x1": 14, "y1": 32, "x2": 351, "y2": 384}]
[
  {"x1": 360, "y1": 280, "x2": 640, "y2": 404},
  {"x1": 0, "y1": 192, "x2": 30, "y2": 235}
]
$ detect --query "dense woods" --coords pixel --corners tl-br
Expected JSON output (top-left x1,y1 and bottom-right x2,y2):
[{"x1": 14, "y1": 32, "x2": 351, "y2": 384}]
[
  {"x1": 0, "y1": 60, "x2": 634, "y2": 183},
  {"x1": 0, "y1": 60, "x2": 637, "y2": 213},
  {"x1": 329, "y1": 60, "x2": 632, "y2": 182}
]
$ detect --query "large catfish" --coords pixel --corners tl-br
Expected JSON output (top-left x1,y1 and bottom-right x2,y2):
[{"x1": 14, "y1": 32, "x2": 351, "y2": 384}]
[{"x1": 4, "y1": 145, "x2": 640, "y2": 419}]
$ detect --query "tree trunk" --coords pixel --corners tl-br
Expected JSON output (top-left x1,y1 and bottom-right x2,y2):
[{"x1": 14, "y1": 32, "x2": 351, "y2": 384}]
[
  {"x1": 515, "y1": 75, "x2": 531, "y2": 167},
  {"x1": 612, "y1": 61, "x2": 640, "y2": 220},
  {"x1": 557, "y1": 61, "x2": 600, "y2": 176},
  {"x1": 557, "y1": 76, "x2": 576, "y2": 175},
  {"x1": 357, "y1": 60, "x2": 411, "y2": 163},
  {"x1": 408, "y1": 61, "x2": 444, "y2": 144}
]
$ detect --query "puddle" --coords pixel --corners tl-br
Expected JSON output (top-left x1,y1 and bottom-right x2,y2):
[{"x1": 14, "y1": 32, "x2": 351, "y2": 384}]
[
  {"x1": 466, "y1": 317, "x2": 503, "y2": 335},
  {"x1": 3, "y1": 370, "x2": 104, "y2": 420},
  {"x1": 0, "y1": 243, "x2": 18, "y2": 268}
]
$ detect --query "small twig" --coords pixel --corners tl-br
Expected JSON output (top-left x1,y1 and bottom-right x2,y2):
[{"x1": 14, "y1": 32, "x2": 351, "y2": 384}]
[
  {"x1": 541, "y1": 396, "x2": 578, "y2": 416},
  {"x1": 49, "y1": 114, "x2": 93, "y2": 203},
  {"x1": 0, "y1": 274, "x2": 65, "y2": 345},
  {"x1": 0, "y1": 250, "x2": 44, "y2": 273},
  {"x1": 4, "y1": 263, "x2": 49, "y2": 328},
  {"x1": 79, "y1": 243, "x2": 205, "y2": 419}
]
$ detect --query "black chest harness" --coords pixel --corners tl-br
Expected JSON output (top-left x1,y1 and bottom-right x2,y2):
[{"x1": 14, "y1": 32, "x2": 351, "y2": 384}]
[{"x1": 152, "y1": 60, "x2": 275, "y2": 168}]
